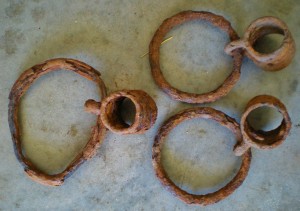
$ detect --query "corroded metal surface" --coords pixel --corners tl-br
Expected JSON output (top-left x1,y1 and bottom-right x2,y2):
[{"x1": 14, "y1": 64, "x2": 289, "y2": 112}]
[
  {"x1": 152, "y1": 107, "x2": 252, "y2": 206},
  {"x1": 86, "y1": 90, "x2": 157, "y2": 135},
  {"x1": 149, "y1": 10, "x2": 243, "y2": 104},
  {"x1": 234, "y1": 95, "x2": 292, "y2": 156},
  {"x1": 8, "y1": 58, "x2": 107, "y2": 186},
  {"x1": 225, "y1": 16, "x2": 295, "y2": 71}
]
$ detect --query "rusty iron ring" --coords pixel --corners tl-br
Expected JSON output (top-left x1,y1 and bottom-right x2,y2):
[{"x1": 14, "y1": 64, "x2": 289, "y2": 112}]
[
  {"x1": 85, "y1": 90, "x2": 157, "y2": 135},
  {"x1": 8, "y1": 58, "x2": 107, "y2": 186},
  {"x1": 234, "y1": 95, "x2": 291, "y2": 156},
  {"x1": 149, "y1": 10, "x2": 243, "y2": 104},
  {"x1": 225, "y1": 16, "x2": 295, "y2": 71},
  {"x1": 152, "y1": 107, "x2": 252, "y2": 206}
]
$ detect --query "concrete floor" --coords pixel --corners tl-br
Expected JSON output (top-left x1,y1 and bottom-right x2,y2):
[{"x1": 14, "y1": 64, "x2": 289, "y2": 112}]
[{"x1": 0, "y1": 0, "x2": 299, "y2": 210}]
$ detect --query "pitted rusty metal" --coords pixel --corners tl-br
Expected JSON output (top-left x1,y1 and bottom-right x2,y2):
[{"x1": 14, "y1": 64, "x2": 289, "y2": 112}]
[
  {"x1": 225, "y1": 16, "x2": 295, "y2": 71},
  {"x1": 85, "y1": 90, "x2": 158, "y2": 135},
  {"x1": 7, "y1": 10, "x2": 295, "y2": 205},
  {"x1": 149, "y1": 11, "x2": 295, "y2": 104},
  {"x1": 8, "y1": 58, "x2": 107, "y2": 186},
  {"x1": 149, "y1": 10, "x2": 295, "y2": 206},
  {"x1": 152, "y1": 107, "x2": 252, "y2": 206},
  {"x1": 149, "y1": 10, "x2": 244, "y2": 104},
  {"x1": 234, "y1": 95, "x2": 291, "y2": 156}
]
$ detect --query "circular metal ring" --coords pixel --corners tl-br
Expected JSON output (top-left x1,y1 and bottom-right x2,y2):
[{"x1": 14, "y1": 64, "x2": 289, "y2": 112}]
[
  {"x1": 149, "y1": 10, "x2": 243, "y2": 104},
  {"x1": 225, "y1": 16, "x2": 295, "y2": 71},
  {"x1": 98, "y1": 90, "x2": 157, "y2": 134},
  {"x1": 8, "y1": 58, "x2": 107, "y2": 186},
  {"x1": 152, "y1": 107, "x2": 251, "y2": 206},
  {"x1": 234, "y1": 95, "x2": 291, "y2": 156}
]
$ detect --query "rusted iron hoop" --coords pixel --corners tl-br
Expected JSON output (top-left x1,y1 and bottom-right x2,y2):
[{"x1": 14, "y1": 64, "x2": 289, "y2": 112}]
[
  {"x1": 225, "y1": 16, "x2": 295, "y2": 71},
  {"x1": 152, "y1": 107, "x2": 252, "y2": 206},
  {"x1": 96, "y1": 90, "x2": 158, "y2": 134},
  {"x1": 149, "y1": 10, "x2": 243, "y2": 104},
  {"x1": 234, "y1": 95, "x2": 291, "y2": 156},
  {"x1": 8, "y1": 58, "x2": 107, "y2": 186}
]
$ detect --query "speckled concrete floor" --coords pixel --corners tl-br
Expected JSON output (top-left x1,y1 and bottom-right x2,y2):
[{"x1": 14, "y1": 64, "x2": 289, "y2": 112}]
[{"x1": 0, "y1": 0, "x2": 299, "y2": 210}]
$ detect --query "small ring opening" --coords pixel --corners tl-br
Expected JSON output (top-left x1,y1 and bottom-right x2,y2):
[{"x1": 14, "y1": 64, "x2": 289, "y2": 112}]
[
  {"x1": 105, "y1": 97, "x2": 136, "y2": 130},
  {"x1": 120, "y1": 97, "x2": 136, "y2": 126},
  {"x1": 246, "y1": 106, "x2": 283, "y2": 131},
  {"x1": 250, "y1": 25, "x2": 285, "y2": 54},
  {"x1": 245, "y1": 106, "x2": 285, "y2": 145}
]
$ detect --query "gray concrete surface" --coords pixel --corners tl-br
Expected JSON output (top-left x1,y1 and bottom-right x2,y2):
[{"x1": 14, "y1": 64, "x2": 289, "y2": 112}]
[{"x1": 0, "y1": 0, "x2": 299, "y2": 210}]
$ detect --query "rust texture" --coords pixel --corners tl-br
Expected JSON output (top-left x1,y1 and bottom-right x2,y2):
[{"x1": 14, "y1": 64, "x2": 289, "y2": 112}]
[
  {"x1": 225, "y1": 16, "x2": 295, "y2": 71},
  {"x1": 234, "y1": 95, "x2": 291, "y2": 156},
  {"x1": 8, "y1": 58, "x2": 107, "y2": 186},
  {"x1": 85, "y1": 90, "x2": 158, "y2": 135},
  {"x1": 149, "y1": 10, "x2": 244, "y2": 104},
  {"x1": 152, "y1": 107, "x2": 252, "y2": 206}
]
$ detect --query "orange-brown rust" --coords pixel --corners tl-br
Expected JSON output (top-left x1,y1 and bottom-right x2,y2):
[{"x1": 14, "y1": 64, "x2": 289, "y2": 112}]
[
  {"x1": 86, "y1": 90, "x2": 158, "y2": 135},
  {"x1": 225, "y1": 16, "x2": 295, "y2": 71},
  {"x1": 234, "y1": 95, "x2": 291, "y2": 156},
  {"x1": 8, "y1": 58, "x2": 107, "y2": 186},
  {"x1": 149, "y1": 10, "x2": 243, "y2": 104},
  {"x1": 152, "y1": 107, "x2": 251, "y2": 206},
  {"x1": 85, "y1": 99, "x2": 101, "y2": 115}
]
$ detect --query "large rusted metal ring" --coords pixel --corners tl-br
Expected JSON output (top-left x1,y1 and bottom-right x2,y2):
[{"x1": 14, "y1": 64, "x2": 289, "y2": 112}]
[
  {"x1": 8, "y1": 58, "x2": 107, "y2": 186},
  {"x1": 234, "y1": 95, "x2": 291, "y2": 156},
  {"x1": 89, "y1": 90, "x2": 157, "y2": 135},
  {"x1": 149, "y1": 10, "x2": 243, "y2": 104},
  {"x1": 225, "y1": 17, "x2": 296, "y2": 71},
  {"x1": 152, "y1": 107, "x2": 252, "y2": 206}
]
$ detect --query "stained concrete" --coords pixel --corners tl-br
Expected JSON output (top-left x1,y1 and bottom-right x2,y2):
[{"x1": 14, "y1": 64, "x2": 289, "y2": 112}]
[{"x1": 0, "y1": 0, "x2": 299, "y2": 210}]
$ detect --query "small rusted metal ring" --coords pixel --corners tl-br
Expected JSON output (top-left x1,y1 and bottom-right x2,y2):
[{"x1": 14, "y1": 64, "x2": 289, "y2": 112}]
[
  {"x1": 8, "y1": 58, "x2": 107, "y2": 186},
  {"x1": 88, "y1": 90, "x2": 157, "y2": 135},
  {"x1": 234, "y1": 95, "x2": 291, "y2": 156},
  {"x1": 225, "y1": 16, "x2": 295, "y2": 71},
  {"x1": 152, "y1": 107, "x2": 252, "y2": 206},
  {"x1": 149, "y1": 10, "x2": 243, "y2": 104}
]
